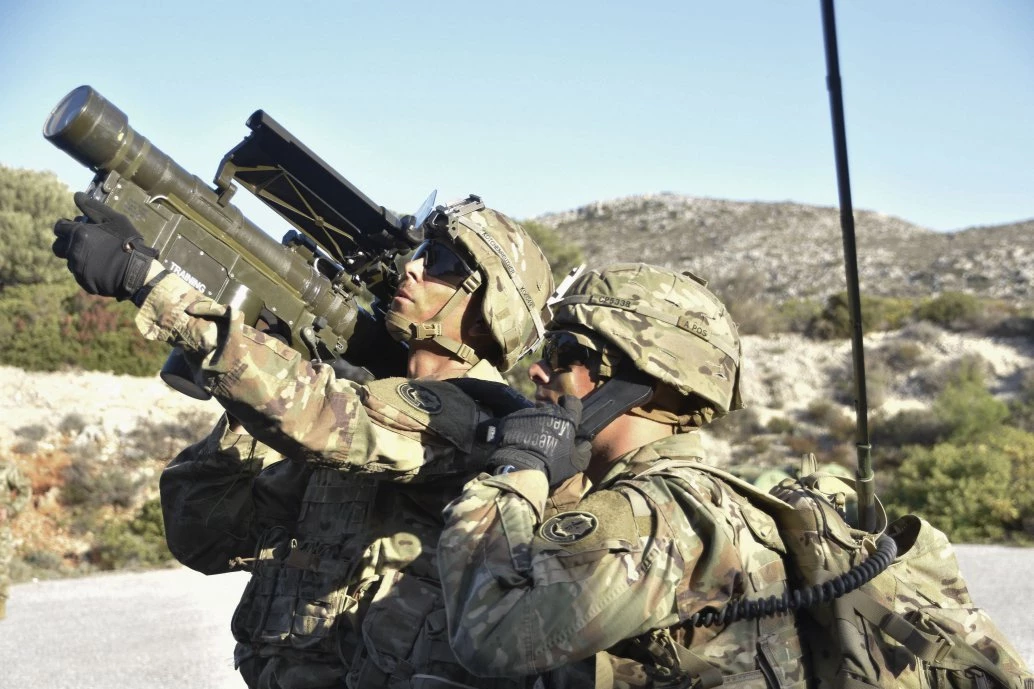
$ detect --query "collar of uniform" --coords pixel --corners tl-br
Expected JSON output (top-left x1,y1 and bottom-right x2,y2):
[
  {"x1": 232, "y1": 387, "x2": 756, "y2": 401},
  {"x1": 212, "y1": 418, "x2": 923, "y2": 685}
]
[
  {"x1": 596, "y1": 432, "x2": 707, "y2": 487},
  {"x1": 464, "y1": 357, "x2": 507, "y2": 384}
]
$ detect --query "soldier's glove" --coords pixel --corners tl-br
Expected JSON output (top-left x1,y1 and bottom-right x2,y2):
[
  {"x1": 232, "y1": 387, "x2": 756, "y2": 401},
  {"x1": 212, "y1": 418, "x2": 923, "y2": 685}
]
[
  {"x1": 52, "y1": 192, "x2": 158, "y2": 301},
  {"x1": 488, "y1": 395, "x2": 591, "y2": 487}
]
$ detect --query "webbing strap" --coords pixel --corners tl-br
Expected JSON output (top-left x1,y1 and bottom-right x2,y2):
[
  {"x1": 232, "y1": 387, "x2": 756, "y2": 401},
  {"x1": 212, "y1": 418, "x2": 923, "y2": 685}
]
[
  {"x1": 593, "y1": 652, "x2": 614, "y2": 689},
  {"x1": 258, "y1": 547, "x2": 353, "y2": 576},
  {"x1": 848, "y1": 589, "x2": 947, "y2": 660},
  {"x1": 383, "y1": 270, "x2": 483, "y2": 366},
  {"x1": 847, "y1": 588, "x2": 1022, "y2": 689},
  {"x1": 670, "y1": 643, "x2": 724, "y2": 689}
]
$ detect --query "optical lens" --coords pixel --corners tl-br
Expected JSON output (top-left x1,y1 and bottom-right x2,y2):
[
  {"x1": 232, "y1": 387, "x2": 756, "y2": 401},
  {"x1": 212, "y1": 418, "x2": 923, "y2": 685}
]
[
  {"x1": 412, "y1": 240, "x2": 474, "y2": 281},
  {"x1": 543, "y1": 332, "x2": 596, "y2": 370}
]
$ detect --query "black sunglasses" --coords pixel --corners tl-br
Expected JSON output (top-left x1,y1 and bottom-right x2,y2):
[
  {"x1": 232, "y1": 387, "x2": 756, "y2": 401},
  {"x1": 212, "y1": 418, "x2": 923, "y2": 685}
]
[
  {"x1": 541, "y1": 332, "x2": 598, "y2": 371},
  {"x1": 412, "y1": 240, "x2": 475, "y2": 281}
]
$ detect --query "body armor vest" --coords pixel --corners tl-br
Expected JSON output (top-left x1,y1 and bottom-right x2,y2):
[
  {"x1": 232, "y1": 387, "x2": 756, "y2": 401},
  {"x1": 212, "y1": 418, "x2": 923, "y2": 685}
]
[{"x1": 230, "y1": 378, "x2": 532, "y2": 689}]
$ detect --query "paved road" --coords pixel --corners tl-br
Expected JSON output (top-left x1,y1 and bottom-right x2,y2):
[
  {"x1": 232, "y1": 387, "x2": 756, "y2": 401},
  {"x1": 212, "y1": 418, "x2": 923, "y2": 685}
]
[{"x1": 1, "y1": 545, "x2": 1031, "y2": 689}]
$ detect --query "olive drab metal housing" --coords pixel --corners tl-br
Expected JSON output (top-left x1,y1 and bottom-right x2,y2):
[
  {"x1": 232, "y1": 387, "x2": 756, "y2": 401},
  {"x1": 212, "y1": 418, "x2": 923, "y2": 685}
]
[{"x1": 44, "y1": 85, "x2": 414, "y2": 396}]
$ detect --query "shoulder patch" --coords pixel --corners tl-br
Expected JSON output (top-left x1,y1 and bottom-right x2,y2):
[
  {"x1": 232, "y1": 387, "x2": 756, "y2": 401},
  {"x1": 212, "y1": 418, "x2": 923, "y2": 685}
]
[
  {"x1": 396, "y1": 382, "x2": 443, "y2": 414},
  {"x1": 539, "y1": 511, "x2": 599, "y2": 544}
]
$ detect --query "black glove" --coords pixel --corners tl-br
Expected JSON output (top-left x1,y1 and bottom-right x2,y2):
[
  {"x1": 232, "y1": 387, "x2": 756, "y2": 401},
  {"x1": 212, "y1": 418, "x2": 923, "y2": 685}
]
[
  {"x1": 52, "y1": 192, "x2": 158, "y2": 301},
  {"x1": 489, "y1": 395, "x2": 590, "y2": 487}
]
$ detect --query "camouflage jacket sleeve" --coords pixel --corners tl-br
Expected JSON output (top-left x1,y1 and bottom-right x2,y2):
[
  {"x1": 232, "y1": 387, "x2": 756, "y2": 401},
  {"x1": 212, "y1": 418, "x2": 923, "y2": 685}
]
[
  {"x1": 160, "y1": 414, "x2": 308, "y2": 575},
  {"x1": 437, "y1": 467, "x2": 695, "y2": 676},
  {"x1": 3, "y1": 463, "x2": 31, "y2": 514},
  {"x1": 136, "y1": 275, "x2": 480, "y2": 477}
]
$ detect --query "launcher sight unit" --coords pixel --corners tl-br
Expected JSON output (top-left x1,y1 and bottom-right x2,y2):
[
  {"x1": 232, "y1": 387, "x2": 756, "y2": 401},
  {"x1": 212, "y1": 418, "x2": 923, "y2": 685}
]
[{"x1": 44, "y1": 85, "x2": 417, "y2": 397}]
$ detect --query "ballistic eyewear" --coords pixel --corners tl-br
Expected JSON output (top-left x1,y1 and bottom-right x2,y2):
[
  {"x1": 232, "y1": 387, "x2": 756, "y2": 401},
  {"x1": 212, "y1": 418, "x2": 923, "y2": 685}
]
[
  {"x1": 541, "y1": 331, "x2": 600, "y2": 371},
  {"x1": 412, "y1": 240, "x2": 475, "y2": 282}
]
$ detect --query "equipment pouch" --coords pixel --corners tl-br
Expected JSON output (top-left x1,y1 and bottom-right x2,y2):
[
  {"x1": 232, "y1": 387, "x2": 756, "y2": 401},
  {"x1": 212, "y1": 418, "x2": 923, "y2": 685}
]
[
  {"x1": 352, "y1": 571, "x2": 526, "y2": 689},
  {"x1": 360, "y1": 570, "x2": 441, "y2": 675},
  {"x1": 231, "y1": 526, "x2": 358, "y2": 654}
]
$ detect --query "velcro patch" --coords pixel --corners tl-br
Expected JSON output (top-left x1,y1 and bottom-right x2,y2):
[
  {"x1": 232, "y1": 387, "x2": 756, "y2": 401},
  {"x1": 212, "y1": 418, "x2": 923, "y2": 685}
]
[
  {"x1": 540, "y1": 511, "x2": 599, "y2": 544},
  {"x1": 363, "y1": 377, "x2": 481, "y2": 452},
  {"x1": 397, "y1": 382, "x2": 443, "y2": 414}
]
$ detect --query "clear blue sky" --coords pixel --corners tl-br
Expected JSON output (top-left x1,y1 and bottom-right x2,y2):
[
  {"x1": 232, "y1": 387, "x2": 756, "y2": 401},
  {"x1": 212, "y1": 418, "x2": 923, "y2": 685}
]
[{"x1": 2, "y1": 1, "x2": 1031, "y2": 234}]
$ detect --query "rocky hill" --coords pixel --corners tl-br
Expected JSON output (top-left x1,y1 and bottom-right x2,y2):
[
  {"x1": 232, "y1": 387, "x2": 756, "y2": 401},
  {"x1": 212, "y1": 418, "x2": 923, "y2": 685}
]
[{"x1": 535, "y1": 194, "x2": 1034, "y2": 301}]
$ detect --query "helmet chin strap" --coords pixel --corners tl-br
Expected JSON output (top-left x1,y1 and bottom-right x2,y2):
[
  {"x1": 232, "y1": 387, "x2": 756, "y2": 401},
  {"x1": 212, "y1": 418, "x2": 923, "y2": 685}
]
[
  {"x1": 385, "y1": 271, "x2": 484, "y2": 366},
  {"x1": 575, "y1": 363, "x2": 655, "y2": 441}
]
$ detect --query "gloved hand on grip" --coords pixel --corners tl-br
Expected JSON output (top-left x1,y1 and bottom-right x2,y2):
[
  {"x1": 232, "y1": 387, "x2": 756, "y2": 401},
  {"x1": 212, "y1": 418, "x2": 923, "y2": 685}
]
[
  {"x1": 52, "y1": 192, "x2": 158, "y2": 301},
  {"x1": 489, "y1": 395, "x2": 591, "y2": 487}
]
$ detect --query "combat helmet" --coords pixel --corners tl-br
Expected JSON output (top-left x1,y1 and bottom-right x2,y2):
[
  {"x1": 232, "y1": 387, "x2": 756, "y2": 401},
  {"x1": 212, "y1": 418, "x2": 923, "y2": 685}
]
[
  {"x1": 386, "y1": 195, "x2": 554, "y2": 371},
  {"x1": 548, "y1": 262, "x2": 743, "y2": 416}
]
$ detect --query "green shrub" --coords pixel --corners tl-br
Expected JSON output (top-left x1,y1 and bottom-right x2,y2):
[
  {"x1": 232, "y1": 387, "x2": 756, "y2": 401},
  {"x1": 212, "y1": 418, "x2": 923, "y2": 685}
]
[
  {"x1": 777, "y1": 299, "x2": 823, "y2": 334},
  {"x1": 11, "y1": 550, "x2": 69, "y2": 582},
  {"x1": 58, "y1": 412, "x2": 89, "y2": 435},
  {"x1": 708, "y1": 268, "x2": 787, "y2": 335},
  {"x1": 805, "y1": 293, "x2": 915, "y2": 340},
  {"x1": 521, "y1": 220, "x2": 584, "y2": 285},
  {"x1": 830, "y1": 355, "x2": 890, "y2": 409},
  {"x1": 932, "y1": 368, "x2": 1009, "y2": 443},
  {"x1": 0, "y1": 166, "x2": 76, "y2": 288},
  {"x1": 872, "y1": 408, "x2": 945, "y2": 449},
  {"x1": 766, "y1": 416, "x2": 795, "y2": 434},
  {"x1": 0, "y1": 282, "x2": 79, "y2": 370},
  {"x1": 824, "y1": 411, "x2": 857, "y2": 443},
  {"x1": 875, "y1": 340, "x2": 929, "y2": 373},
  {"x1": 914, "y1": 292, "x2": 981, "y2": 330},
  {"x1": 870, "y1": 296, "x2": 916, "y2": 331},
  {"x1": 885, "y1": 426, "x2": 1034, "y2": 543},
  {"x1": 802, "y1": 400, "x2": 840, "y2": 426},
  {"x1": 786, "y1": 434, "x2": 820, "y2": 456},
  {"x1": 0, "y1": 282, "x2": 170, "y2": 375},
  {"x1": 15, "y1": 424, "x2": 48, "y2": 441},
  {"x1": 61, "y1": 458, "x2": 142, "y2": 510},
  {"x1": 122, "y1": 410, "x2": 217, "y2": 462},
  {"x1": 61, "y1": 291, "x2": 172, "y2": 375},
  {"x1": 1007, "y1": 369, "x2": 1034, "y2": 433},
  {"x1": 89, "y1": 499, "x2": 174, "y2": 570},
  {"x1": 913, "y1": 353, "x2": 992, "y2": 397}
]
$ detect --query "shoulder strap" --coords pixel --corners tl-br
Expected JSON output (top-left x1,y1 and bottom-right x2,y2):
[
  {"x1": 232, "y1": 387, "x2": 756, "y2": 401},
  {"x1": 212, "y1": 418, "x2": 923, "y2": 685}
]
[{"x1": 631, "y1": 456, "x2": 796, "y2": 517}]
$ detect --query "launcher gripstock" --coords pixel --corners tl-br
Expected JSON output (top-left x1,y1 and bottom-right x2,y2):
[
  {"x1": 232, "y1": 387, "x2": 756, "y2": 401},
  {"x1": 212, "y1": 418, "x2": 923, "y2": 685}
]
[{"x1": 44, "y1": 85, "x2": 416, "y2": 399}]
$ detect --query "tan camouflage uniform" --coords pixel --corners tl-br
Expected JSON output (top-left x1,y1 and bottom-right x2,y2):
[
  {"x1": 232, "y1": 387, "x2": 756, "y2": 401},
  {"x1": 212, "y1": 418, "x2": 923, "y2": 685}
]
[
  {"x1": 146, "y1": 201, "x2": 554, "y2": 688},
  {"x1": 439, "y1": 433, "x2": 807, "y2": 688},
  {"x1": 0, "y1": 462, "x2": 30, "y2": 620},
  {"x1": 438, "y1": 264, "x2": 807, "y2": 688},
  {"x1": 137, "y1": 275, "x2": 474, "y2": 478}
]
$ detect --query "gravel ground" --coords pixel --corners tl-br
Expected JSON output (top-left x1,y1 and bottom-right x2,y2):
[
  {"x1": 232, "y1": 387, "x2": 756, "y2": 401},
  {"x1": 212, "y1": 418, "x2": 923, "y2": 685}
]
[{"x1": 1, "y1": 545, "x2": 1030, "y2": 689}]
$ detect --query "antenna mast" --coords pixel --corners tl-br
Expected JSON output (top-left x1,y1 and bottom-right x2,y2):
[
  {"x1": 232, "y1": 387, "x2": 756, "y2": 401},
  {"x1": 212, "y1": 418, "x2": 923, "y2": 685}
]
[{"x1": 820, "y1": 0, "x2": 877, "y2": 532}]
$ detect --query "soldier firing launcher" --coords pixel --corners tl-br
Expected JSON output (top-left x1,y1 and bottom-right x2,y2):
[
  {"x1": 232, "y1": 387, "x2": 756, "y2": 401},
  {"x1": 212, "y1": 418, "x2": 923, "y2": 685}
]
[{"x1": 44, "y1": 85, "x2": 416, "y2": 398}]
